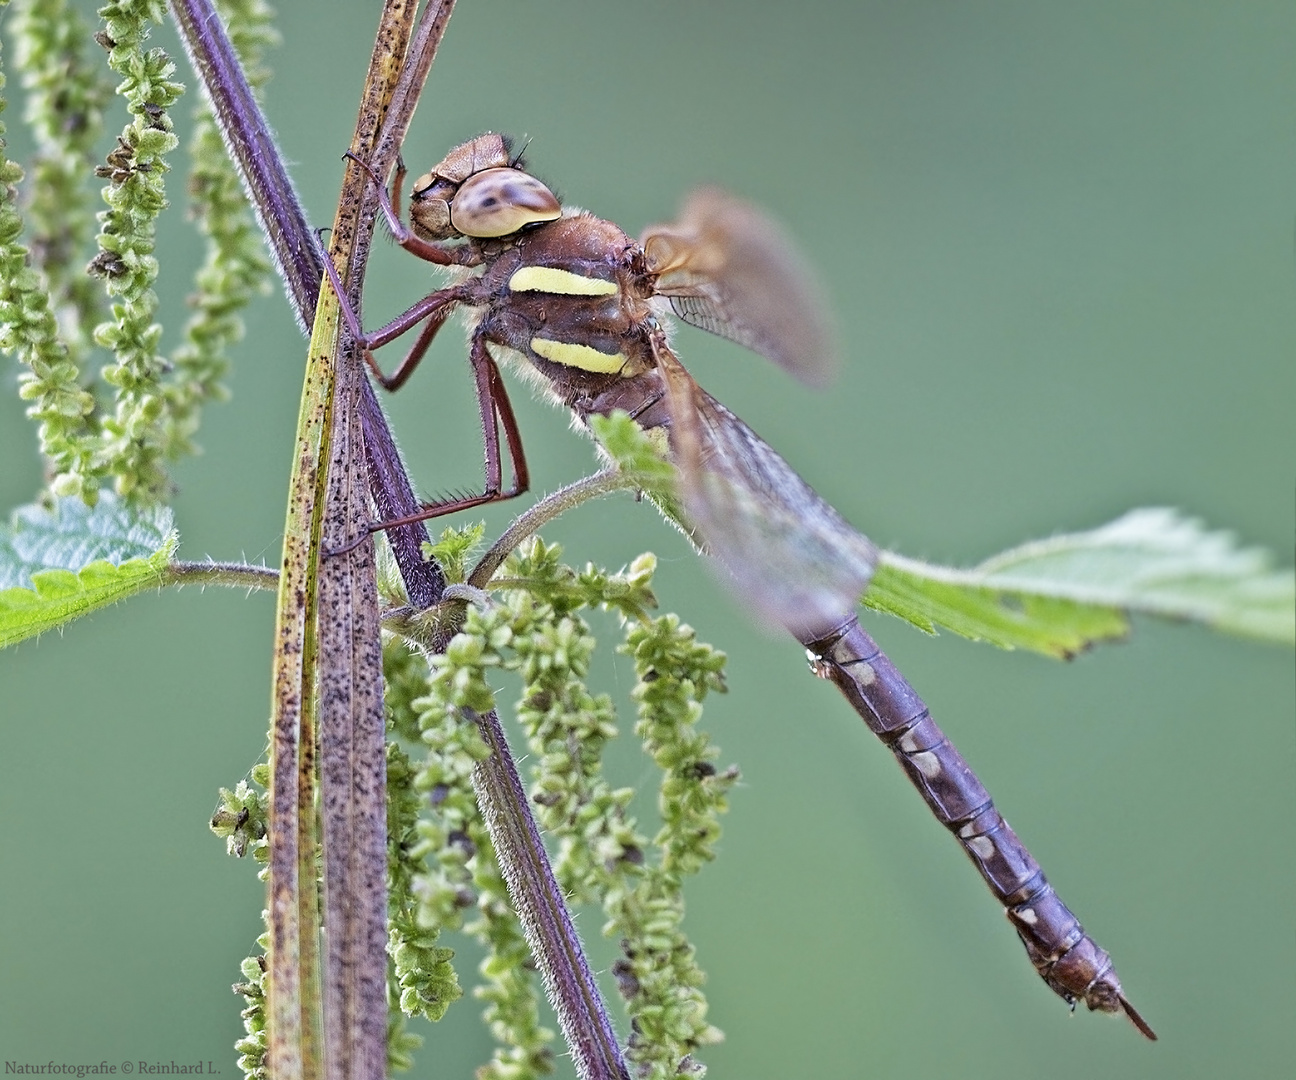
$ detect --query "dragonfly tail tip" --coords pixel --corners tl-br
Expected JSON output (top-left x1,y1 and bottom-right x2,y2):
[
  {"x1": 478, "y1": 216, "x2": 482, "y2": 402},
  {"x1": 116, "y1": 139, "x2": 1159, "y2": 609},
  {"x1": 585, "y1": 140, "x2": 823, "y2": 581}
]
[{"x1": 1119, "y1": 994, "x2": 1157, "y2": 1041}]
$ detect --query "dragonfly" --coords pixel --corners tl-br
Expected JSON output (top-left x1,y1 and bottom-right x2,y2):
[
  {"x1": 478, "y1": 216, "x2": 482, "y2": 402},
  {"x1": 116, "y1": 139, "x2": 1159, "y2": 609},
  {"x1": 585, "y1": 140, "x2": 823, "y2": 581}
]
[{"x1": 324, "y1": 132, "x2": 1156, "y2": 1040}]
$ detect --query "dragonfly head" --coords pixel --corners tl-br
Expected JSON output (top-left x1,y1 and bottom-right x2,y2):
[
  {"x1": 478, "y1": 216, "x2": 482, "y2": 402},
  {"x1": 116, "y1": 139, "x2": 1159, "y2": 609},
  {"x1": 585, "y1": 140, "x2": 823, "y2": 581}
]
[{"x1": 410, "y1": 133, "x2": 561, "y2": 241}]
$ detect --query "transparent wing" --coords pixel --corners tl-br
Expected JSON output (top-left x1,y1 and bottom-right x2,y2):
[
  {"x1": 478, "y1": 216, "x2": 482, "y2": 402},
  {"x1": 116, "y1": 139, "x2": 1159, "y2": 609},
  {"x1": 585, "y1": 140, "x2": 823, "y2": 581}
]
[
  {"x1": 640, "y1": 188, "x2": 838, "y2": 387},
  {"x1": 652, "y1": 335, "x2": 876, "y2": 640}
]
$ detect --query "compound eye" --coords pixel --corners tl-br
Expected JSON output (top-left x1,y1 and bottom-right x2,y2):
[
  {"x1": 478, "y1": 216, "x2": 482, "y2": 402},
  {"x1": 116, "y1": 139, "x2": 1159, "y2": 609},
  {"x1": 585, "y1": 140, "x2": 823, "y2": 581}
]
[{"x1": 449, "y1": 168, "x2": 561, "y2": 238}]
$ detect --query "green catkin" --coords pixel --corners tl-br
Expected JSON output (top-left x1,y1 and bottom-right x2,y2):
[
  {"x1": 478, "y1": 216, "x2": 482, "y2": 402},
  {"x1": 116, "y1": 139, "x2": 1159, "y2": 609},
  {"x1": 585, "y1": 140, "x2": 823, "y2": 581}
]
[
  {"x1": 614, "y1": 615, "x2": 733, "y2": 1079},
  {"x1": 3, "y1": 0, "x2": 268, "y2": 505},
  {"x1": 211, "y1": 765, "x2": 271, "y2": 1080},
  {"x1": 91, "y1": 0, "x2": 183, "y2": 503},
  {"x1": 162, "y1": 0, "x2": 274, "y2": 461},
  {"x1": 214, "y1": 530, "x2": 734, "y2": 1079},
  {"x1": 12, "y1": 0, "x2": 111, "y2": 365},
  {"x1": 0, "y1": 0, "x2": 100, "y2": 498},
  {"x1": 407, "y1": 537, "x2": 733, "y2": 1079},
  {"x1": 409, "y1": 617, "x2": 555, "y2": 1080},
  {"x1": 231, "y1": 945, "x2": 269, "y2": 1080}
]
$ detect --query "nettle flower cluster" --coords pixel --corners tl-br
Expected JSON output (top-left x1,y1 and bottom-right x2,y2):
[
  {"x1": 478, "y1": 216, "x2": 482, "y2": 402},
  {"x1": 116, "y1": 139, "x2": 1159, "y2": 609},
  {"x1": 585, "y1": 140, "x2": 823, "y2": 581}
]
[
  {"x1": 0, "y1": 0, "x2": 271, "y2": 506},
  {"x1": 215, "y1": 536, "x2": 739, "y2": 1080}
]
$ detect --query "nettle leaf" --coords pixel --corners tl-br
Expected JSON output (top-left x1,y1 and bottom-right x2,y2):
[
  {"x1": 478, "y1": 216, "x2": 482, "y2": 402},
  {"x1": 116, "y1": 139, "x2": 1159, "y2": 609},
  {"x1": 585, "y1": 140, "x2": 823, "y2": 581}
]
[
  {"x1": 0, "y1": 494, "x2": 177, "y2": 648},
  {"x1": 588, "y1": 410, "x2": 676, "y2": 491},
  {"x1": 864, "y1": 508, "x2": 1294, "y2": 658}
]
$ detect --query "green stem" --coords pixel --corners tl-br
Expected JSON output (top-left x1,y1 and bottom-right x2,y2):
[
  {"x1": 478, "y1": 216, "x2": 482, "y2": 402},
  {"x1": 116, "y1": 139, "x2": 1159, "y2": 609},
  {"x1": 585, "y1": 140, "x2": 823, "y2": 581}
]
[{"x1": 468, "y1": 469, "x2": 638, "y2": 588}]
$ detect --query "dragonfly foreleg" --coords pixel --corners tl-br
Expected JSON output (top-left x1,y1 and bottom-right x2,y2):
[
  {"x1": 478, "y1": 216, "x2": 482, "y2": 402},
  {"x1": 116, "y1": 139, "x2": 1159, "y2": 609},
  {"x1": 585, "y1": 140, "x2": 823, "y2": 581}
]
[
  {"x1": 319, "y1": 242, "x2": 471, "y2": 391},
  {"x1": 365, "y1": 297, "x2": 459, "y2": 392},
  {"x1": 343, "y1": 151, "x2": 458, "y2": 266}
]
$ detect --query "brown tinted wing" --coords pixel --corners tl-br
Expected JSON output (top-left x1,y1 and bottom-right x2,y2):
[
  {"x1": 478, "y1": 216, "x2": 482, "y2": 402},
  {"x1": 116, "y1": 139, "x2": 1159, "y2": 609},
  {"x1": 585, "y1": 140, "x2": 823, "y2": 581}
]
[
  {"x1": 654, "y1": 338, "x2": 876, "y2": 639},
  {"x1": 641, "y1": 188, "x2": 837, "y2": 387}
]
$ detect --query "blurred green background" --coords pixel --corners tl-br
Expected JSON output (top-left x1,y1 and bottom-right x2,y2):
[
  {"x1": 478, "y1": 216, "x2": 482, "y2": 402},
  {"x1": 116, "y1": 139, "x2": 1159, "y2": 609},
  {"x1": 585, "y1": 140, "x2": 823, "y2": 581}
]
[{"x1": 2, "y1": 1, "x2": 1293, "y2": 1077}]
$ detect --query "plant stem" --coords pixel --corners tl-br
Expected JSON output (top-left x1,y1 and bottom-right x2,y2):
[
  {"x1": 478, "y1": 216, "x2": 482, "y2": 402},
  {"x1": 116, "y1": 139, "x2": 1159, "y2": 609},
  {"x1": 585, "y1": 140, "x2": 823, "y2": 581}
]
[
  {"x1": 314, "y1": 5, "x2": 423, "y2": 1077},
  {"x1": 168, "y1": 0, "x2": 323, "y2": 330},
  {"x1": 468, "y1": 468, "x2": 634, "y2": 589},
  {"x1": 166, "y1": 559, "x2": 278, "y2": 589},
  {"x1": 471, "y1": 706, "x2": 631, "y2": 1080}
]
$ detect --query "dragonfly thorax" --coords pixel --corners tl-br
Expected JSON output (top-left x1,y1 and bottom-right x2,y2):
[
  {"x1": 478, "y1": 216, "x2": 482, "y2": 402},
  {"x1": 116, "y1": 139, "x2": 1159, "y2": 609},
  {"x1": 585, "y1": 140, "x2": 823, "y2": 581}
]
[{"x1": 470, "y1": 212, "x2": 658, "y2": 385}]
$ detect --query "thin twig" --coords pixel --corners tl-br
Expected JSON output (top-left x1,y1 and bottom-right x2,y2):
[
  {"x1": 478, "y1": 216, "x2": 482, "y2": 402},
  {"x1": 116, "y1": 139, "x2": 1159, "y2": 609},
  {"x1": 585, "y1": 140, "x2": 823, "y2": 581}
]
[{"x1": 468, "y1": 468, "x2": 637, "y2": 588}]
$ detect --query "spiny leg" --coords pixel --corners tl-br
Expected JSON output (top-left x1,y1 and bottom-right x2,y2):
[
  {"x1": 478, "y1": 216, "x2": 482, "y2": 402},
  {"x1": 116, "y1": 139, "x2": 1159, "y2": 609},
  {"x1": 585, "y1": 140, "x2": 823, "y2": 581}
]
[
  {"x1": 381, "y1": 333, "x2": 528, "y2": 522},
  {"x1": 463, "y1": 332, "x2": 529, "y2": 507},
  {"x1": 488, "y1": 354, "x2": 530, "y2": 495},
  {"x1": 332, "y1": 334, "x2": 531, "y2": 552},
  {"x1": 319, "y1": 235, "x2": 471, "y2": 388},
  {"x1": 365, "y1": 297, "x2": 457, "y2": 392}
]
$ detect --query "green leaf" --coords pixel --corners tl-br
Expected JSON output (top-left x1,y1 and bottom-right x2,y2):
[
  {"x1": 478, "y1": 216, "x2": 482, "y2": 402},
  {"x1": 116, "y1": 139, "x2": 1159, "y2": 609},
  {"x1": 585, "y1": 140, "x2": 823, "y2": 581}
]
[
  {"x1": 422, "y1": 522, "x2": 486, "y2": 585},
  {"x1": 588, "y1": 410, "x2": 676, "y2": 491},
  {"x1": 588, "y1": 410, "x2": 691, "y2": 532},
  {"x1": 864, "y1": 508, "x2": 1294, "y2": 658},
  {"x1": 0, "y1": 494, "x2": 177, "y2": 648},
  {"x1": 863, "y1": 562, "x2": 1130, "y2": 659}
]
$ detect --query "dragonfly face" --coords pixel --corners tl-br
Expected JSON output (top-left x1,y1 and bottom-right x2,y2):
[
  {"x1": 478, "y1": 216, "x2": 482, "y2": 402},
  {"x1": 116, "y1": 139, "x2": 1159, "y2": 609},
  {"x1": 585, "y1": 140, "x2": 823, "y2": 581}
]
[{"x1": 408, "y1": 135, "x2": 562, "y2": 240}]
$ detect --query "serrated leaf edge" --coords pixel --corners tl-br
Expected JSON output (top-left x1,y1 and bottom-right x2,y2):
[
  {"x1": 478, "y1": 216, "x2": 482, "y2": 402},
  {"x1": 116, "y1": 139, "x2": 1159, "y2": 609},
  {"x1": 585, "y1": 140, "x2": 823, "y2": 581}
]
[
  {"x1": 873, "y1": 507, "x2": 1294, "y2": 648},
  {"x1": 0, "y1": 530, "x2": 178, "y2": 648}
]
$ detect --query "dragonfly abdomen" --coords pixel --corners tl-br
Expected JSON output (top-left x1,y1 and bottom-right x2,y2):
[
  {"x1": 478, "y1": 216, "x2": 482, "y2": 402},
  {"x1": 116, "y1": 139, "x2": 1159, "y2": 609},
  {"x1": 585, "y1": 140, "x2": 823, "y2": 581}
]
[{"x1": 806, "y1": 618, "x2": 1155, "y2": 1038}]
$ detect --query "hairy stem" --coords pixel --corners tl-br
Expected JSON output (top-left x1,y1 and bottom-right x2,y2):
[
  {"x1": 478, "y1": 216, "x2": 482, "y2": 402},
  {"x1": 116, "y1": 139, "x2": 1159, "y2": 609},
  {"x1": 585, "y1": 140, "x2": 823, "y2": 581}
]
[{"x1": 165, "y1": 559, "x2": 278, "y2": 589}]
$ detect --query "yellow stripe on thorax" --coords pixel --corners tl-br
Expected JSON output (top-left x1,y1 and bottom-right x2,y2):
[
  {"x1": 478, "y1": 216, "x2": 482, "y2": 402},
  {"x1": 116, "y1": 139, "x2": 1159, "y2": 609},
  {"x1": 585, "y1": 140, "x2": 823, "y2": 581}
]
[
  {"x1": 530, "y1": 337, "x2": 627, "y2": 374},
  {"x1": 508, "y1": 266, "x2": 618, "y2": 296}
]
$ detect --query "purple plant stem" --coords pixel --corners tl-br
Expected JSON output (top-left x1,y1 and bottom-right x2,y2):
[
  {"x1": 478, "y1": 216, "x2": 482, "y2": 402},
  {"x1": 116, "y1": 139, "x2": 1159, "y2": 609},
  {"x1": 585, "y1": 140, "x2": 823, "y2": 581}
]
[
  {"x1": 472, "y1": 705, "x2": 630, "y2": 1080},
  {"x1": 168, "y1": 0, "x2": 324, "y2": 331}
]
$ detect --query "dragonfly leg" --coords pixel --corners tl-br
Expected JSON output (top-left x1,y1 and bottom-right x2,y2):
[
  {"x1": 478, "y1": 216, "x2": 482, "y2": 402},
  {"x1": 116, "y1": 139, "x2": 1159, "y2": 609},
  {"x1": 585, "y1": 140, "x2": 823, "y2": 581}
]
[
  {"x1": 330, "y1": 334, "x2": 531, "y2": 553},
  {"x1": 318, "y1": 240, "x2": 473, "y2": 390},
  {"x1": 464, "y1": 332, "x2": 529, "y2": 504},
  {"x1": 343, "y1": 151, "x2": 458, "y2": 266},
  {"x1": 484, "y1": 339, "x2": 531, "y2": 496},
  {"x1": 365, "y1": 299, "x2": 457, "y2": 392}
]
